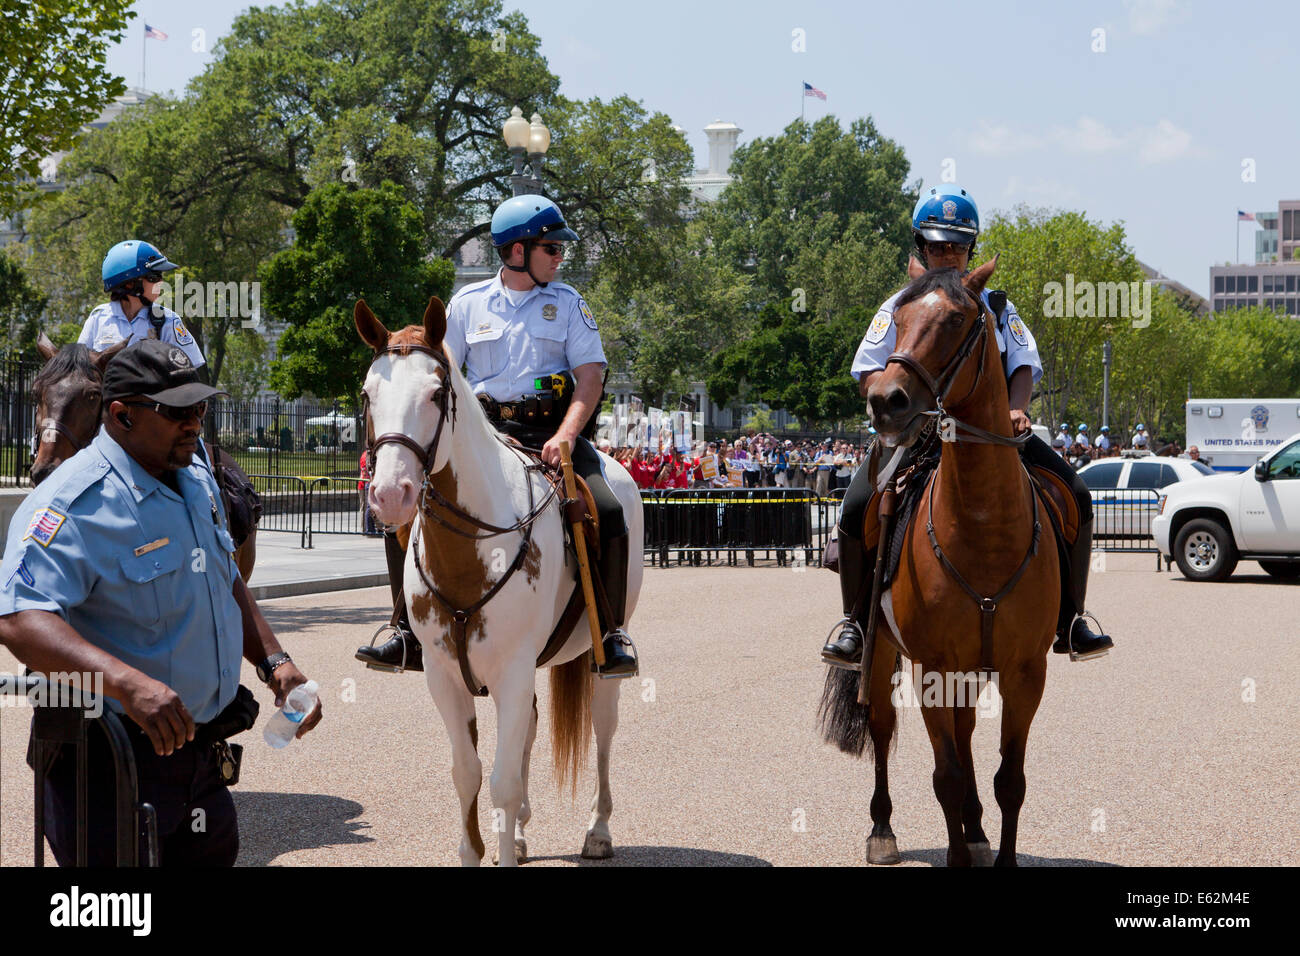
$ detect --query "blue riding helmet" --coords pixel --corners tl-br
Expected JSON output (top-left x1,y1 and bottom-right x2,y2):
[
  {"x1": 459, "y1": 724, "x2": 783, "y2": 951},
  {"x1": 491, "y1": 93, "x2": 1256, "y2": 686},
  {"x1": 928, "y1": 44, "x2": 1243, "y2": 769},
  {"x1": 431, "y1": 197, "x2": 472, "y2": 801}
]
[
  {"x1": 1136, "y1": 423, "x2": 1146, "y2": 431},
  {"x1": 490, "y1": 196, "x2": 579, "y2": 248},
  {"x1": 1058, "y1": 423, "x2": 1069, "y2": 432},
  {"x1": 1078, "y1": 423, "x2": 1089, "y2": 432},
  {"x1": 912, "y1": 186, "x2": 979, "y2": 246},
  {"x1": 102, "y1": 240, "x2": 178, "y2": 292},
  {"x1": 1100, "y1": 425, "x2": 1110, "y2": 432}
]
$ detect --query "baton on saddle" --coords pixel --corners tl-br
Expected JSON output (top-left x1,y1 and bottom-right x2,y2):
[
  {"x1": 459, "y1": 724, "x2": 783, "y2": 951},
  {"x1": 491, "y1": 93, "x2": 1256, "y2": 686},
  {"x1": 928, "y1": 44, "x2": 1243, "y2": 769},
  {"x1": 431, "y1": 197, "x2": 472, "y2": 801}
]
[
  {"x1": 857, "y1": 478, "x2": 897, "y2": 705},
  {"x1": 558, "y1": 440, "x2": 607, "y2": 668}
]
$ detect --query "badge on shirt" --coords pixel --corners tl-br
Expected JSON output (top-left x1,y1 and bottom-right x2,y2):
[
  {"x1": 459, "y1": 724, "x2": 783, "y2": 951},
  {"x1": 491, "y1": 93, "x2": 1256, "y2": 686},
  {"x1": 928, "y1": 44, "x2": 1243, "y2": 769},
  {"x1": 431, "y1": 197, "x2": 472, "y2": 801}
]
[
  {"x1": 23, "y1": 508, "x2": 66, "y2": 547},
  {"x1": 172, "y1": 316, "x2": 193, "y2": 344},
  {"x1": 1008, "y1": 315, "x2": 1028, "y2": 347},
  {"x1": 865, "y1": 310, "x2": 892, "y2": 346},
  {"x1": 578, "y1": 299, "x2": 598, "y2": 331},
  {"x1": 542, "y1": 304, "x2": 558, "y2": 321}
]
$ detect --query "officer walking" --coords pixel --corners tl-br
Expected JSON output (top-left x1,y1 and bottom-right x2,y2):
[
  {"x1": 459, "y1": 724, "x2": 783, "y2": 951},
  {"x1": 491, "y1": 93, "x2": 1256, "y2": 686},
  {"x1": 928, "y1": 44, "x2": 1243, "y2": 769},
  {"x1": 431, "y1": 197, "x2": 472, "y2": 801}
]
[
  {"x1": 0, "y1": 340, "x2": 321, "y2": 866},
  {"x1": 355, "y1": 195, "x2": 638, "y2": 678},
  {"x1": 821, "y1": 185, "x2": 1113, "y2": 667},
  {"x1": 80, "y1": 240, "x2": 206, "y2": 370}
]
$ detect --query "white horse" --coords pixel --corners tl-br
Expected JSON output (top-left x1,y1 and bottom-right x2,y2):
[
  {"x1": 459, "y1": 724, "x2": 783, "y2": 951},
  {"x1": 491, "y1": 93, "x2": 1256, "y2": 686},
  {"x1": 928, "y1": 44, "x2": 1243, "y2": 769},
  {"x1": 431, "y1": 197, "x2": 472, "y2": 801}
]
[{"x1": 357, "y1": 297, "x2": 644, "y2": 866}]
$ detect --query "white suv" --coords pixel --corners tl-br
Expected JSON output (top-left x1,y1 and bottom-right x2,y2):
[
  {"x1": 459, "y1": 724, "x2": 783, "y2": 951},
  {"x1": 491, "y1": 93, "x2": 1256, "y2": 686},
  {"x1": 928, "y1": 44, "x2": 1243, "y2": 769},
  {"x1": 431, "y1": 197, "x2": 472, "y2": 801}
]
[{"x1": 1152, "y1": 432, "x2": 1300, "y2": 581}]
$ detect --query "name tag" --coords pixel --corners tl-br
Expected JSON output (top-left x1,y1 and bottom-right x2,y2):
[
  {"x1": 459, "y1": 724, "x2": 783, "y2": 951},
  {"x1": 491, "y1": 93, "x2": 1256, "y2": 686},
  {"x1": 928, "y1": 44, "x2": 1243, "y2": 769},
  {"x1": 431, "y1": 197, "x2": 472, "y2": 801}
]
[{"x1": 134, "y1": 537, "x2": 169, "y2": 556}]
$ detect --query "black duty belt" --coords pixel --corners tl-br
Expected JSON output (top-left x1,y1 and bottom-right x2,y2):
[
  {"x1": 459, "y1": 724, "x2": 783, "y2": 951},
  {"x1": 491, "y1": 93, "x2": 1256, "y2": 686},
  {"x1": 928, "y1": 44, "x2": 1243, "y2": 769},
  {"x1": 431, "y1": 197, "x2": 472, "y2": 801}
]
[{"x1": 478, "y1": 393, "x2": 566, "y2": 427}]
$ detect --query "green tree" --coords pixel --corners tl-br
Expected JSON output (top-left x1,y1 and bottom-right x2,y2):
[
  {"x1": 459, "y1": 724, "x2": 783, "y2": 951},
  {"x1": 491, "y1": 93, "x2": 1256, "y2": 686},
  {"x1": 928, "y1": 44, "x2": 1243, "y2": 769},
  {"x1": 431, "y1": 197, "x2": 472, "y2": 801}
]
[
  {"x1": 701, "y1": 116, "x2": 916, "y2": 426},
  {"x1": 0, "y1": 249, "x2": 48, "y2": 354},
  {"x1": 263, "y1": 182, "x2": 454, "y2": 399},
  {"x1": 0, "y1": 0, "x2": 132, "y2": 216},
  {"x1": 217, "y1": 329, "x2": 271, "y2": 403}
]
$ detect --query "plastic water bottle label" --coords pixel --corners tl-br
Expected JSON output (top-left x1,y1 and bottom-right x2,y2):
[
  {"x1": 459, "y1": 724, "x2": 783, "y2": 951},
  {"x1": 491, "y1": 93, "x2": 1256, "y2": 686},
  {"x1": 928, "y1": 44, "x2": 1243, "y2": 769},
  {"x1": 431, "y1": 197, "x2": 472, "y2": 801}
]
[{"x1": 286, "y1": 709, "x2": 306, "y2": 724}]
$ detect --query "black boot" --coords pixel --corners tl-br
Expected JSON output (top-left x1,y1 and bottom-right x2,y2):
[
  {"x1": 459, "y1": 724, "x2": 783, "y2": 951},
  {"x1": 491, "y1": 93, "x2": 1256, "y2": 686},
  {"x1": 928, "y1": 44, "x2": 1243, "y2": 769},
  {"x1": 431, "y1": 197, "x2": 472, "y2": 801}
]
[
  {"x1": 821, "y1": 531, "x2": 872, "y2": 669},
  {"x1": 591, "y1": 532, "x2": 638, "y2": 678},
  {"x1": 1051, "y1": 516, "x2": 1113, "y2": 660},
  {"x1": 356, "y1": 530, "x2": 424, "y2": 672}
]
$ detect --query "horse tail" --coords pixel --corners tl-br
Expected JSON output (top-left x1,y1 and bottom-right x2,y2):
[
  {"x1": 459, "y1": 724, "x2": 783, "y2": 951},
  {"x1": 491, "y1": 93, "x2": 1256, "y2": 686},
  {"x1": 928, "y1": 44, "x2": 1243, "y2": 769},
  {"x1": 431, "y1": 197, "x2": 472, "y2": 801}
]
[
  {"x1": 817, "y1": 655, "x2": 902, "y2": 759},
  {"x1": 549, "y1": 651, "x2": 592, "y2": 795}
]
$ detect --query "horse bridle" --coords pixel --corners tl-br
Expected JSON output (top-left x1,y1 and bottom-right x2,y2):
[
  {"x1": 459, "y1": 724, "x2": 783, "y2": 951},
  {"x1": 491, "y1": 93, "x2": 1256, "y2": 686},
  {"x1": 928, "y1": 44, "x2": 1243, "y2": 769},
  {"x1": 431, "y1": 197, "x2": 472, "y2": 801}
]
[
  {"x1": 365, "y1": 343, "x2": 458, "y2": 474},
  {"x1": 885, "y1": 295, "x2": 1029, "y2": 449}
]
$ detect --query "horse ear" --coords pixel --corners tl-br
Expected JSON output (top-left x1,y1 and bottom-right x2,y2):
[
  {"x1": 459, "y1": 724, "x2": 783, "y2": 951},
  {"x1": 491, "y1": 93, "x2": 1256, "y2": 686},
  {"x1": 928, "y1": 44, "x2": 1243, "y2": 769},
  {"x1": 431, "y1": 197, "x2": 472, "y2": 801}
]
[
  {"x1": 907, "y1": 255, "x2": 927, "y2": 280},
  {"x1": 37, "y1": 331, "x2": 58, "y2": 361},
  {"x1": 90, "y1": 337, "x2": 129, "y2": 370},
  {"x1": 963, "y1": 255, "x2": 998, "y2": 298},
  {"x1": 355, "y1": 299, "x2": 389, "y2": 349},
  {"x1": 423, "y1": 297, "x2": 446, "y2": 347}
]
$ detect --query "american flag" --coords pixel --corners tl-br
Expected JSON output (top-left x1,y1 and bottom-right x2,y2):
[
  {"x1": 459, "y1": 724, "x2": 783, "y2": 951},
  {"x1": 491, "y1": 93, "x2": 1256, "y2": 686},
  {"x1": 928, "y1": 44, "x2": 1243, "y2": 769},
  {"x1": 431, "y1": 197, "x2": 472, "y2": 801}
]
[
  {"x1": 145, "y1": 23, "x2": 168, "y2": 41},
  {"x1": 803, "y1": 82, "x2": 827, "y2": 101},
  {"x1": 1238, "y1": 210, "x2": 1256, "y2": 222}
]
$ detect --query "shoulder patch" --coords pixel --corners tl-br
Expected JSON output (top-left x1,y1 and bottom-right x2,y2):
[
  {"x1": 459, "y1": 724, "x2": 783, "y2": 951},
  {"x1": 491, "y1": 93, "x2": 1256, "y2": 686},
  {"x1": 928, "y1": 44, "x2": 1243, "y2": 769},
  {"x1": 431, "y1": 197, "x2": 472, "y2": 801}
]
[
  {"x1": 1007, "y1": 315, "x2": 1029, "y2": 347},
  {"x1": 23, "y1": 508, "x2": 67, "y2": 547},
  {"x1": 578, "y1": 299, "x2": 597, "y2": 331},
  {"x1": 172, "y1": 316, "x2": 193, "y2": 344},
  {"x1": 864, "y1": 310, "x2": 892, "y2": 346}
]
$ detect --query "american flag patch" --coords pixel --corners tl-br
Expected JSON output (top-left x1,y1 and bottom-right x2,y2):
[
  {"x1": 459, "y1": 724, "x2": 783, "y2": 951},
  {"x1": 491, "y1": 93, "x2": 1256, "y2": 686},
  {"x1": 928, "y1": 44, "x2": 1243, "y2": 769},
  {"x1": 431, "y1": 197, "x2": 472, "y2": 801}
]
[{"x1": 23, "y1": 508, "x2": 66, "y2": 547}]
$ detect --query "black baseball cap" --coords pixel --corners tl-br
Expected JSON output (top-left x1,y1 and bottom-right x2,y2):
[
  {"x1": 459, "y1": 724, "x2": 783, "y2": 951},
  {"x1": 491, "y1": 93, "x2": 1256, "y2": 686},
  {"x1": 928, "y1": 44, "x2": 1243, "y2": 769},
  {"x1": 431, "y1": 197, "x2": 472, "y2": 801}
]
[{"x1": 103, "y1": 339, "x2": 226, "y2": 406}]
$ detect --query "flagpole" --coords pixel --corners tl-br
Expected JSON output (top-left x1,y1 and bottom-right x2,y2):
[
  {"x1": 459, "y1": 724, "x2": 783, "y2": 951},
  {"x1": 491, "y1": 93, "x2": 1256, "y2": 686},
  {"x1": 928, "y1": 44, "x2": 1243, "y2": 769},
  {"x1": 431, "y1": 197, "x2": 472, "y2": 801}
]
[
  {"x1": 141, "y1": 24, "x2": 146, "y2": 90},
  {"x1": 801, "y1": 84, "x2": 805, "y2": 123},
  {"x1": 1236, "y1": 216, "x2": 1240, "y2": 264}
]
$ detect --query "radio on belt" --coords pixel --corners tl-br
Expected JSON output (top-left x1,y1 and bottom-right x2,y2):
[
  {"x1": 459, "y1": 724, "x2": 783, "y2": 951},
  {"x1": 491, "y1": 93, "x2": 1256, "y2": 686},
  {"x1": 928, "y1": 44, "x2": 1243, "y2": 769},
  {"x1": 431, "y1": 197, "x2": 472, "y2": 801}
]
[{"x1": 533, "y1": 373, "x2": 568, "y2": 398}]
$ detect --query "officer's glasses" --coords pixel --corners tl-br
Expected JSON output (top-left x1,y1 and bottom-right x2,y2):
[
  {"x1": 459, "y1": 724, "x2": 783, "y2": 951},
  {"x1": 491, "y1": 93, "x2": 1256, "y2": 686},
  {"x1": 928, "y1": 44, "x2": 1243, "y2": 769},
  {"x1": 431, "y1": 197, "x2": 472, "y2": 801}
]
[
  {"x1": 925, "y1": 241, "x2": 972, "y2": 257},
  {"x1": 143, "y1": 271, "x2": 165, "y2": 283},
  {"x1": 124, "y1": 400, "x2": 208, "y2": 423},
  {"x1": 534, "y1": 242, "x2": 565, "y2": 258}
]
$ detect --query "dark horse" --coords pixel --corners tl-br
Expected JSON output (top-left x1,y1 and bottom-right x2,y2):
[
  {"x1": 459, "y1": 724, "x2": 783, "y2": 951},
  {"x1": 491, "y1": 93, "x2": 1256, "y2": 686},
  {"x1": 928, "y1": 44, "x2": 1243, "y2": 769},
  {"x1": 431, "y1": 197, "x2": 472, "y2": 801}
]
[
  {"x1": 819, "y1": 258, "x2": 1059, "y2": 867},
  {"x1": 32, "y1": 333, "x2": 258, "y2": 582}
]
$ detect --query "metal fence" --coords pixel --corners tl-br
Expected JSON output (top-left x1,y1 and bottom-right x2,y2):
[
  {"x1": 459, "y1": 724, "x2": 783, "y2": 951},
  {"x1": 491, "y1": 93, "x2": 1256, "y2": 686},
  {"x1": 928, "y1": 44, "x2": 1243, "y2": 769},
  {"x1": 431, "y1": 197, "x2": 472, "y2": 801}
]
[
  {"x1": 1090, "y1": 488, "x2": 1163, "y2": 567},
  {"x1": 204, "y1": 396, "x2": 364, "y2": 480},
  {"x1": 0, "y1": 356, "x2": 41, "y2": 487}
]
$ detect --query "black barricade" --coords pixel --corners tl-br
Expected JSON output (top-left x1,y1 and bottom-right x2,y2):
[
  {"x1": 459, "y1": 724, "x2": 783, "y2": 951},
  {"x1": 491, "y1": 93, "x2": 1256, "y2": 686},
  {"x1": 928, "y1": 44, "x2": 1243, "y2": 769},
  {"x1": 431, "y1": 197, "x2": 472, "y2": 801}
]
[
  {"x1": 1, "y1": 674, "x2": 159, "y2": 867},
  {"x1": 246, "y1": 475, "x2": 311, "y2": 548},
  {"x1": 1090, "y1": 488, "x2": 1162, "y2": 566},
  {"x1": 642, "y1": 488, "x2": 823, "y2": 567}
]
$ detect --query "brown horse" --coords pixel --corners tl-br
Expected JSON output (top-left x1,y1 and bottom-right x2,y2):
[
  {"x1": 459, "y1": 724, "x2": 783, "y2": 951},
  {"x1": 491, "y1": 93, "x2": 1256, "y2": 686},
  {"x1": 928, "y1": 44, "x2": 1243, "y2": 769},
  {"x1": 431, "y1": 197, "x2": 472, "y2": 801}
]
[
  {"x1": 32, "y1": 333, "x2": 257, "y2": 581},
  {"x1": 820, "y1": 257, "x2": 1059, "y2": 867}
]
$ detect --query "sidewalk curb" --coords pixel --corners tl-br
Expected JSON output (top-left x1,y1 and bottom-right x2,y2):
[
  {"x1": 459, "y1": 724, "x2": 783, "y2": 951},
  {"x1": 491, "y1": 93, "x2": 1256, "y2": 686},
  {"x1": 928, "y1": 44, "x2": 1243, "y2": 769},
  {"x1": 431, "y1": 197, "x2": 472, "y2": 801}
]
[{"x1": 250, "y1": 572, "x2": 390, "y2": 602}]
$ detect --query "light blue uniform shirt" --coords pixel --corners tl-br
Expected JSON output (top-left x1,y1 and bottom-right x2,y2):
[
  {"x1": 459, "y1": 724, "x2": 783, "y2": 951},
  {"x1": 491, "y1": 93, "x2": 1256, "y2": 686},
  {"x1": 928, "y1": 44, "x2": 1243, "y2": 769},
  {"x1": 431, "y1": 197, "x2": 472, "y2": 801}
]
[
  {"x1": 79, "y1": 300, "x2": 207, "y2": 369},
  {"x1": 0, "y1": 431, "x2": 243, "y2": 723},
  {"x1": 444, "y1": 271, "x2": 606, "y2": 402},
  {"x1": 851, "y1": 288, "x2": 1043, "y2": 386}
]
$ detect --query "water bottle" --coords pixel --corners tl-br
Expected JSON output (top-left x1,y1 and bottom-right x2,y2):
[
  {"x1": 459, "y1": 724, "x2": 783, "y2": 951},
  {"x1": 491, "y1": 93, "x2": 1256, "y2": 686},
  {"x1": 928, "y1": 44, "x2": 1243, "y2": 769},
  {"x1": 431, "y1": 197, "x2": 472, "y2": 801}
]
[{"x1": 263, "y1": 680, "x2": 318, "y2": 749}]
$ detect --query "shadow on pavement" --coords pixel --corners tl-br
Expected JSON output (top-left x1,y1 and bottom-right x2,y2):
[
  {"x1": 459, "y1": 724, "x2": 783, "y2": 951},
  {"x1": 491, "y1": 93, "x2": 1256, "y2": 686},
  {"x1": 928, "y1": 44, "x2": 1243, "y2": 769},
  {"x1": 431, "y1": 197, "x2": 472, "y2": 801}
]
[
  {"x1": 232, "y1": 791, "x2": 373, "y2": 866},
  {"x1": 259, "y1": 602, "x2": 390, "y2": 632},
  {"x1": 528, "y1": 845, "x2": 772, "y2": 867},
  {"x1": 898, "y1": 846, "x2": 1119, "y2": 867}
]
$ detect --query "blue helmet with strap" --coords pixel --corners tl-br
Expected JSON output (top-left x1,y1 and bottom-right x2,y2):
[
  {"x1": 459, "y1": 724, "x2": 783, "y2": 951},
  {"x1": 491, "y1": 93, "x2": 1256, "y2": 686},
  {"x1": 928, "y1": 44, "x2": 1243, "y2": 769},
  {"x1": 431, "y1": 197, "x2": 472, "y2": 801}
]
[
  {"x1": 912, "y1": 186, "x2": 979, "y2": 261},
  {"x1": 490, "y1": 196, "x2": 579, "y2": 248},
  {"x1": 102, "y1": 240, "x2": 178, "y2": 292},
  {"x1": 1078, "y1": 423, "x2": 1089, "y2": 432}
]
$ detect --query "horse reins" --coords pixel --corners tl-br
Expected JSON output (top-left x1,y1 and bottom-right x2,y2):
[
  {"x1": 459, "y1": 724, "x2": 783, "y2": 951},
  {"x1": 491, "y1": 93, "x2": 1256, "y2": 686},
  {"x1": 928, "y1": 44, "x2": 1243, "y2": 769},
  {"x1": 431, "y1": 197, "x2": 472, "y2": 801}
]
[
  {"x1": 364, "y1": 343, "x2": 566, "y2": 696},
  {"x1": 887, "y1": 292, "x2": 1043, "y2": 673}
]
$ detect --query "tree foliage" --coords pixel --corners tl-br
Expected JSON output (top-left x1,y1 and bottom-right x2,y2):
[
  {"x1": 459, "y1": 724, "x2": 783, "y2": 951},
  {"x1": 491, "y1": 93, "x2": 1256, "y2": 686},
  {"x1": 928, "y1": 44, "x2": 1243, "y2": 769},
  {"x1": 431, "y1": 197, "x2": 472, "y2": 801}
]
[
  {"x1": 699, "y1": 117, "x2": 916, "y2": 427},
  {"x1": 0, "y1": 0, "x2": 131, "y2": 216},
  {"x1": 262, "y1": 182, "x2": 454, "y2": 400},
  {"x1": 0, "y1": 249, "x2": 48, "y2": 355}
]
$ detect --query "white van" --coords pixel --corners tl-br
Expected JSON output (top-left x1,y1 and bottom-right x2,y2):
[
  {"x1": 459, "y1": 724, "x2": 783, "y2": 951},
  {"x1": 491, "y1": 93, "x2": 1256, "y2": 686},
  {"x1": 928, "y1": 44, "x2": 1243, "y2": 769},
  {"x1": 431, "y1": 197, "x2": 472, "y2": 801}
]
[{"x1": 1185, "y1": 399, "x2": 1300, "y2": 472}]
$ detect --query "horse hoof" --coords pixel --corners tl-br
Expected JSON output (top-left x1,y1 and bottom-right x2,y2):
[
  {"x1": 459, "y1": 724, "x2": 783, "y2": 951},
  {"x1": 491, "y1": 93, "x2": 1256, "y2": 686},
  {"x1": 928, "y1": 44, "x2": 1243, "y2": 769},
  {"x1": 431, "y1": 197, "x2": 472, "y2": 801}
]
[
  {"x1": 967, "y1": 841, "x2": 993, "y2": 867},
  {"x1": 581, "y1": 833, "x2": 613, "y2": 859},
  {"x1": 866, "y1": 834, "x2": 901, "y2": 865},
  {"x1": 515, "y1": 838, "x2": 528, "y2": 864}
]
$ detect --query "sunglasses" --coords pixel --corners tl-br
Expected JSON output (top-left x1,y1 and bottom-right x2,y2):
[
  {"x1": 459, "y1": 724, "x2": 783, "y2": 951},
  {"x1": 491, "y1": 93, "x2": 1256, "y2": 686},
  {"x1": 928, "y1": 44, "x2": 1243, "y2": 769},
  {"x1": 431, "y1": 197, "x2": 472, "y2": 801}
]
[
  {"x1": 925, "y1": 241, "x2": 972, "y2": 256},
  {"x1": 124, "y1": 400, "x2": 208, "y2": 423},
  {"x1": 534, "y1": 242, "x2": 565, "y2": 257}
]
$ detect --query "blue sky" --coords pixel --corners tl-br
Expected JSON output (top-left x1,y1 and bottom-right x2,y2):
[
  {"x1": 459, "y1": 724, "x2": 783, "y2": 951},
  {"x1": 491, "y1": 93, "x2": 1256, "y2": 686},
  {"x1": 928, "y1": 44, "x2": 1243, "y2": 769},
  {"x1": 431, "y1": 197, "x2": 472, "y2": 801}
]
[{"x1": 107, "y1": 0, "x2": 1298, "y2": 298}]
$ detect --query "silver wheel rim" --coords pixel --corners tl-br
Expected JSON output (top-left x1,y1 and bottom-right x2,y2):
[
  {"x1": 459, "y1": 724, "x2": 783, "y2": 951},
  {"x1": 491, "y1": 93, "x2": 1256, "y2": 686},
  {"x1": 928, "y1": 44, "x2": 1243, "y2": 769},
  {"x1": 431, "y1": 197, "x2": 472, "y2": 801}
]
[{"x1": 1183, "y1": 530, "x2": 1219, "y2": 572}]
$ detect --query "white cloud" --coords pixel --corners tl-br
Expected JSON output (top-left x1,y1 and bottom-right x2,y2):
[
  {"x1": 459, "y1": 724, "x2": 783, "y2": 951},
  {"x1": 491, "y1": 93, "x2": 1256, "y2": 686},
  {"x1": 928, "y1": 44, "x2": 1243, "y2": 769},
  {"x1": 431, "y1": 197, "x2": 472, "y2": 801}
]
[
  {"x1": 1137, "y1": 118, "x2": 1193, "y2": 163},
  {"x1": 1052, "y1": 115, "x2": 1126, "y2": 153},
  {"x1": 970, "y1": 120, "x2": 1043, "y2": 156},
  {"x1": 1125, "y1": 0, "x2": 1177, "y2": 35},
  {"x1": 1001, "y1": 176, "x2": 1083, "y2": 207}
]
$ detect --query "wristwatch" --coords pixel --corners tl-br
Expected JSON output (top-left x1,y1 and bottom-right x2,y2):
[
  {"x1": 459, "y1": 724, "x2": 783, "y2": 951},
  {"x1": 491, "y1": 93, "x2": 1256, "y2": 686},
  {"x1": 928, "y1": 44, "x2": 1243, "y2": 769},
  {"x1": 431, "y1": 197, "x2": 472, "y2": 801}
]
[{"x1": 256, "y1": 651, "x2": 292, "y2": 685}]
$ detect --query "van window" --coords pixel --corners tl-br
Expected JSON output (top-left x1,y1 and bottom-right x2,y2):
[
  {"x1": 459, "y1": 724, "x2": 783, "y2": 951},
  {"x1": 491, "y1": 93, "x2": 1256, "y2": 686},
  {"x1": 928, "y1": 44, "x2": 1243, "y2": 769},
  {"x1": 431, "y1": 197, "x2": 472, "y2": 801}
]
[{"x1": 1081, "y1": 462, "x2": 1123, "y2": 490}]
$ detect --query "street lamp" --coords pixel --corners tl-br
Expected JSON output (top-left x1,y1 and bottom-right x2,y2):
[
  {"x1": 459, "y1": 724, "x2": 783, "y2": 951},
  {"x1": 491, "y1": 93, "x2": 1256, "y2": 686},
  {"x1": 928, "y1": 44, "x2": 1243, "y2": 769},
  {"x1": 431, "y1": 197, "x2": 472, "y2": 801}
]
[{"x1": 502, "y1": 105, "x2": 549, "y2": 196}]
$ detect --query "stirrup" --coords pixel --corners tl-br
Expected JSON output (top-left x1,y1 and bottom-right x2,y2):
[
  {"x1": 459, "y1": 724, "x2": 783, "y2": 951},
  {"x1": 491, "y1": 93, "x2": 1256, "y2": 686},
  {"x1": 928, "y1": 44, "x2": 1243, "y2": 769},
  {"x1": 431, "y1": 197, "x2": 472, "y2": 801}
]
[
  {"x1": 593, "y1": 628, "x2": 639, "y2": 680},
  {"x1": 359, "y1": 622, "x2": 412, "y2": 674},
  {"x1": 821, "y1": 617, "x2": 865, "y2": 672},
  {"x1": 1067, "y1": 612, "x2": 1111, "y2": 663}
]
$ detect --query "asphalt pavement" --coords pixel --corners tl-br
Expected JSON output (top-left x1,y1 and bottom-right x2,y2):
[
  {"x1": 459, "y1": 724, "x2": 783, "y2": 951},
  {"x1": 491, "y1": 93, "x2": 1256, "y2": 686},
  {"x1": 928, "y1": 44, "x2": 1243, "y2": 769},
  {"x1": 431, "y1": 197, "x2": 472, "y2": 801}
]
[{"x1": 1, "y1": 543, "x2": 1296, "y2": 867}]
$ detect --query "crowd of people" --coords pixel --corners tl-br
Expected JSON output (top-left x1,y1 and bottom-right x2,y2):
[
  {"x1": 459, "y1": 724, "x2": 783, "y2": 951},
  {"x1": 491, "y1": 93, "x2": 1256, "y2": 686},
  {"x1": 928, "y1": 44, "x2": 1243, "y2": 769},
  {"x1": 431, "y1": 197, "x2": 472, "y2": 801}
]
[
  {"x1": 605, "y1": 434, "x2": 872, "y2": 494},
  {"x1": 1049, "y1": 422, "x2": 1204, "y2": 469}
]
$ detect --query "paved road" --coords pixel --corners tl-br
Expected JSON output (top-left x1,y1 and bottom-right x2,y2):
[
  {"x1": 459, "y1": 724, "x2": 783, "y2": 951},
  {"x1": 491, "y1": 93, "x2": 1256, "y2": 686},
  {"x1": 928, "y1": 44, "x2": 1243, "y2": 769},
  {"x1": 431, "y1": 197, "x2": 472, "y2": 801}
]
[{"x1": 2, "y1": 552, "x2": 1296, "y2": 866}]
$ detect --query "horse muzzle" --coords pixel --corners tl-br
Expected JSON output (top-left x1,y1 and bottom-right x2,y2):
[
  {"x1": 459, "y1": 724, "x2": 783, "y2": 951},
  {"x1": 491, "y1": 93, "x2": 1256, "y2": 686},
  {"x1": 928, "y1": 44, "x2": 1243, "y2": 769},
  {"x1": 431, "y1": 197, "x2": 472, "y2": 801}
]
[{"x1": 867, "y1": 380, "x2": 928, "y2": 447}]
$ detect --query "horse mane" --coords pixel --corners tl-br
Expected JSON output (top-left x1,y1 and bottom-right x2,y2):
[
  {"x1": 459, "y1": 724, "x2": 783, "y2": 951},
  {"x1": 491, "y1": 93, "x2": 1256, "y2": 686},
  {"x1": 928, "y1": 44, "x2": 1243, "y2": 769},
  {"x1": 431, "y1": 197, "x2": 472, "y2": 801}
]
[
  {"x1": 33, "y1": 343, "x2": 101, "y2": 397},
  {"x1": 895, "y1": 267, "x2": 979, "y2": 312}
]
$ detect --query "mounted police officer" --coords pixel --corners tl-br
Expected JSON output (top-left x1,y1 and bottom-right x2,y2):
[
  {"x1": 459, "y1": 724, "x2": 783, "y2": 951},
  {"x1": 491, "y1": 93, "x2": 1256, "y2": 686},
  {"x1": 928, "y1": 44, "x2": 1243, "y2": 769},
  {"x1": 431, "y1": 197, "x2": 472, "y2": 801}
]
[
  {"x1": 821, "y1": 185, "x2": 1113, "y2": 667},
  {"x1": 80, "y1": 240, "x2": 206, "y2": 371},
  {"x1": 355, "y1": 195, "x2": 638, "y2": 678},
  {"x1": 0, "y1": 340, "x2": 321, "y2": 865}
]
